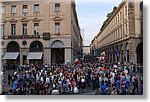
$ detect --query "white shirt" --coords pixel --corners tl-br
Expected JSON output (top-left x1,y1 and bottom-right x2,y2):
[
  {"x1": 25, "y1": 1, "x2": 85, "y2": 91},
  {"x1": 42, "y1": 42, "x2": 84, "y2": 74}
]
[
  {"x1": 46, "y1": 77, "x2": 50, "y2": 84},
  {"x1": 51, "y1": 90, "x2": 59, "y2": 95},
  {"x1": 111, "y1": 77, "x2": 115, "y2": 84},
  {"x1": 99, "y1": 77, "x2": 102, "y2": 82},
  {"x1": 36, "y1": 74, "x2": 39, "y2": 81},
  {"x1": 40, "y1": 77, "x2": 44, "y2": 84},
  {"x1": 45, "y1": 64, "x2": 48, "y2": 68},
  {"x1": 126, "y1": 75, "x2": 130, "y2": 82},
  {"x1": 132, "y1": 76, "x2": 135, "y2": 82},
  {"x1": 81, "y1": 79, "x2": 85, "y2": 83},
  {"x1": 74, "y1": 86, "x2": 79, "y2": 94},
  {"x1": 111, "y1": 72, "x2": 115, "y2": 78}
]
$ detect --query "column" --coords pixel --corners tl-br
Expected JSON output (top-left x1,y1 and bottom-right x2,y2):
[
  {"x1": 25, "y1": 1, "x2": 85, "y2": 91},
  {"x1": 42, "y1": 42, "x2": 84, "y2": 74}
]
[
  {"x1": 49, "y1": 48, "x2": 51, "y2": 66},
  {"x1": 20, "y1": 50, "x2": 23, "y2": 65},
  {"x1": 26, "y1": 49, "x2": 29, "y2": 64},
  {"x1": 71, "y1": 48, "x2": 74, "y2": 63},
  {"x1": 119, "y1": 50, "x2": 121, "y2": 63},
  {"x1": 115, "y1": 51, "x2": 117, "y2": 63},
  {"x1": 129, "y1": 41, "x2": 137, "y2": 64},
  {"x1": 124, "y1": 50, "x2": 127, "y2": 62},
  {"x1": 121, "y1": 50, "x2": 123, "y2": 63},
  {"x1": 43, "y1": 48, "x2": 49, "y2": 65},
  {"x1": 21, "y1": 49, "x2": 29, "y2": 65},
  {"x1": 65, "y1": 48, "x2": 71, "y2": 64}
]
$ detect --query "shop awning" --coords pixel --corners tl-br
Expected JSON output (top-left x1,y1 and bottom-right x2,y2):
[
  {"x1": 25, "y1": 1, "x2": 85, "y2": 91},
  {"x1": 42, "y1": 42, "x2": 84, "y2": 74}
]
[
  {"x1": 3, "y1": 52, "x2": 19, "y2": 59},
  {"x1": 27, "y1": 52, "x2": 43, "y2": 59}
]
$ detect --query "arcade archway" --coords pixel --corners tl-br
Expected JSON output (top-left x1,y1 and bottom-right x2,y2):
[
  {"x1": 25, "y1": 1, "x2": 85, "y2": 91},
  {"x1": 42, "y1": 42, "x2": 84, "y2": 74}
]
[
  {"x1": 51, "y1": 40, "x2": 65, "y2": 64},
  {"x1": 28, "y1": 41, "x2": 43, "y2": 65},
  {"x1": 4, "y1": 41, "x2": 20, "y2": 69},
  {"x1": 136, "y1": 42, "x2": 143, "y2": 65}
]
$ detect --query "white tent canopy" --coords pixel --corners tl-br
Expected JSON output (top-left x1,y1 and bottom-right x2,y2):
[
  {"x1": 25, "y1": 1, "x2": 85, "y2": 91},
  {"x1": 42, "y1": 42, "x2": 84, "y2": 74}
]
[
  {"x1": 3, "y1": 52, "x2": 19, "y2": 59},
  {"x1": 27, "y1": 52, "x2": 43, "y2": 59}
]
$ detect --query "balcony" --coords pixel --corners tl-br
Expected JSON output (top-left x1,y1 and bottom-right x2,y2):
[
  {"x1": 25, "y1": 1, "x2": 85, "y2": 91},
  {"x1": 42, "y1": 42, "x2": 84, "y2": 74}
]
[{"x1": 5, "y1": 35, "x2": 41, "y2": 39}]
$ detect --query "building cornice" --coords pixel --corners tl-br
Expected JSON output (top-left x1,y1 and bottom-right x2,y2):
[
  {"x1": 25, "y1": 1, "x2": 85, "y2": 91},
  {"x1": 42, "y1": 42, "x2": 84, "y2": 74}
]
[
  {"x1": 20, "y1": 17, "x2": 30, "y2": 22},
  {"x1": 52, "y1": 16, "x2": 64, "y2": 21},
  {"x1": 100, "y1": 1, "x2": 126, "y2": 32},
  {"x1": 9, "y1": 18, "x2": 18, "y2": 23},
  {"x1": 32, "y1": 17, "x2": 42, "y2": 22}
]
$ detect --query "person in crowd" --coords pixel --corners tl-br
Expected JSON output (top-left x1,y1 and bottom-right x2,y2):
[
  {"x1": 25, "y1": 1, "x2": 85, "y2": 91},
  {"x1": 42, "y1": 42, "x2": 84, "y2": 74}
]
[
  {"x1": 4, "y1": 56, "x2": 142, "y2": 95},
  {"x1": 12, "y1": 79, "x2": 18, "y2": 95},
  {"x1": 8, "y1": 74, "x2": 12, "y2": 85}
]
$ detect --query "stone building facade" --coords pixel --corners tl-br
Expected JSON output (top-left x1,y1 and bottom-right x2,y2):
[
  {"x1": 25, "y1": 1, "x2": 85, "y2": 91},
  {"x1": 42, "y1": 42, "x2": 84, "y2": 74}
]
[
  {"x1": 0, "y1": 0, "x2": 83, "y2": 67},
  {"x1": 91, "y1": 0, "x2": 143, "y2": 65}
]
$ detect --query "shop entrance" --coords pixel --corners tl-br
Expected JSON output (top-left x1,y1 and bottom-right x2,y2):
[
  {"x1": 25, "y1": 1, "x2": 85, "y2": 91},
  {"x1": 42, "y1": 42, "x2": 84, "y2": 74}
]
[{"x1": 51, "y1": 48, "x2": 65, "y2": 64}]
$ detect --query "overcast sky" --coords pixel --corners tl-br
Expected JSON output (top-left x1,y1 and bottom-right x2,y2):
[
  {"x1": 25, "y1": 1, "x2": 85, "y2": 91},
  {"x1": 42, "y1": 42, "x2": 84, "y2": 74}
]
[{"x1": 76, "y1": 0, "x2": 122, "y2": 46}]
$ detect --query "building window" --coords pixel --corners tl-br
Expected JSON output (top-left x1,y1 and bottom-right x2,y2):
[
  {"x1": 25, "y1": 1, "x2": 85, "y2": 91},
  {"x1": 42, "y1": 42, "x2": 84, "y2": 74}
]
[
  {"x1": 55, "y1": 22, "x2": 60, "y2": 34},
  {"x1": 140, "y1": 1, "x2": 143, "y2": 11},
  {"x1": 115, "y1": 31, "x2": 117, "y2": 41},
  {"x1": 118, "y1": 29, "x2": 120, "y2": 39},
  {"x1": 121, "y1": 27, "x2": 122, "y2": 38},
  {"x1": 34, "y1": 4, "x2": 39, "y2": 13},
  {"x1": 120, "y1": 11, "x2": 122, "y2": 20},
  {"x1": 125, "y1": 6, "x2": 127, "y2": 15},
  {"x1": 141, "y1": 22, "x2": 143, "y2": 34},
  {"x1": 125, "y1": 23, "x2": 128, "y2": 34},
  {"x1": 117, "y1": 30, "x2": 118, "y2": 40},
  {"x1": 34, "y1": 23, "x2": 39, "y2": 35},
  {"x1": 11, "y1": 24, "x2": 16, "y2": 35},
  {"x1": 0, "y1": 6, "x2": 5, "y2": 14},
  {"x1": 11, "y1": 5, "x2": 16, "y2": 14},
  {"x1": 0, "y1": 24, "x2": 4, "y2": 36},
  {"x1": 55, "y1": 3, "x2": 60, "y2": 12},
  {"x1": 22, "y1": 5, "x2": 28, "y2": 13},
  {"x1": 22, "y1": 23, "x2": 27, "y2": 35},
  {"x1": 118, "y1": 15, "x2": 119, "y2": 22}
]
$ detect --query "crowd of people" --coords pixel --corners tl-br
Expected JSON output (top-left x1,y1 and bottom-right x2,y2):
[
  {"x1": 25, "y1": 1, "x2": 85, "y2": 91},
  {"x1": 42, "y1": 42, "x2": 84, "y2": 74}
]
[{"x1": 5, "y1": 57, "x2": 143, "y2": 95}]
